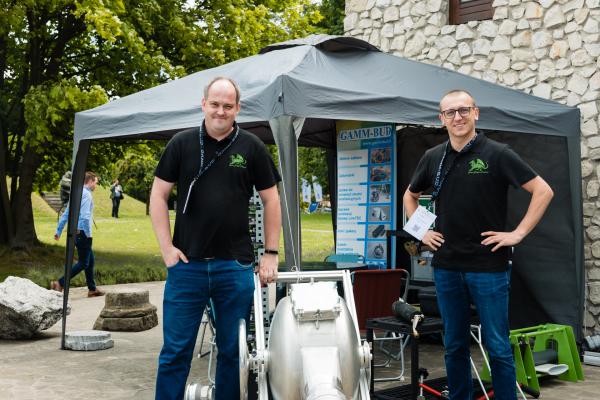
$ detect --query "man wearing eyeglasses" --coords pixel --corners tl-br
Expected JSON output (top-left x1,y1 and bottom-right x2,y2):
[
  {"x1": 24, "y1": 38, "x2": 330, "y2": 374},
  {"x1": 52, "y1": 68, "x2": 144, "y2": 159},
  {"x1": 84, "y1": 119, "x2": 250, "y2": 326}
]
[
  {"x1": 403, "y1": 90, "x2": 554, "y2": 400},
  {"x1": 150, "y1": 76, "x2": 282, "y2": 400}
]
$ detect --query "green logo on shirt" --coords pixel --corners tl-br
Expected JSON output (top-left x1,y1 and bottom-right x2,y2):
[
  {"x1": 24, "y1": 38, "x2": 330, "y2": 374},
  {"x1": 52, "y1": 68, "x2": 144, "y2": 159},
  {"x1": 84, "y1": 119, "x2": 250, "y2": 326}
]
[
  {"x1": 468, "y1": 158, "x2": 489, "y2": 174},
  {"x1": 229, "y1": 154, "x2": 247, "y2": 168}
]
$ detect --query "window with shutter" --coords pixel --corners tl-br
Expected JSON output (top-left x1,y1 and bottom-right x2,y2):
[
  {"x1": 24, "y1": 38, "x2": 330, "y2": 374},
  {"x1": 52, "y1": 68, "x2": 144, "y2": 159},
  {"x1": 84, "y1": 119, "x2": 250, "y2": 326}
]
[{"x1": 449, "y1": 0, "x2": 494, "y2": 25}]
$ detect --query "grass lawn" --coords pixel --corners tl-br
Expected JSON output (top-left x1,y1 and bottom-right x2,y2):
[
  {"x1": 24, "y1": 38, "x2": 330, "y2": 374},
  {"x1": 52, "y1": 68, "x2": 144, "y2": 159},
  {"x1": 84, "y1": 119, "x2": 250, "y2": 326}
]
[{"x1": 0, "y1": 185, "x2": 334, "y2": 287}]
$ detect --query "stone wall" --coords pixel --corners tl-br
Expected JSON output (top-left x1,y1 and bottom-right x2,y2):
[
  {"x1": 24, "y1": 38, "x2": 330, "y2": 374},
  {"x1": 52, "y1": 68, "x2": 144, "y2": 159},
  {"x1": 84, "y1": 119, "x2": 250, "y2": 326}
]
[{"x1": 345, "y1": 0, "x2": 600, "y2": 333}]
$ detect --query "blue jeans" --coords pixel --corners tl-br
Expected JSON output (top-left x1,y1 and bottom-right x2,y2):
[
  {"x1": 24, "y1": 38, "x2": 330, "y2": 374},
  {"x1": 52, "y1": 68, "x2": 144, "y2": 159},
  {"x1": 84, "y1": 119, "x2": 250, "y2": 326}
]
[
  {"x1": 434, "y1": 267, "x2": 516, "y2": 400},
  {"x1": 58, "y1": 232, "x2": 96, "y2": 291},
  {"x1": 156, "y1": 259, "x2": 255, "y2": 400}
]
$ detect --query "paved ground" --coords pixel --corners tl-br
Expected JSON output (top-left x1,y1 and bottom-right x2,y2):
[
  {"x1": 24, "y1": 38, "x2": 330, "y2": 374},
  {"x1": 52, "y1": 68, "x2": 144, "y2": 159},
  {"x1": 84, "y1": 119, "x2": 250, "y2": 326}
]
[{"x1": 1, "y1": 281, "x2": 599, "y2": 399}]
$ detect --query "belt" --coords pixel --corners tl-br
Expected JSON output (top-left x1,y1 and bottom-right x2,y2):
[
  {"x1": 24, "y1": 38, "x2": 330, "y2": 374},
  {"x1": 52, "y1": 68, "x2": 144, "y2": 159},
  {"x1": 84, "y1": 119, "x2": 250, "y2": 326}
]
[{"x1": 189, "y1": 256, "x2": 215, "y2": 262}]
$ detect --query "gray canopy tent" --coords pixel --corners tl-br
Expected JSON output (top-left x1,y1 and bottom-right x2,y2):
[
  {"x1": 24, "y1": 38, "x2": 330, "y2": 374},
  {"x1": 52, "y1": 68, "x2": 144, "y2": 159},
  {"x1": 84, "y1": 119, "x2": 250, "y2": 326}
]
[{"x1": 61, "y1": 35, "x2": 583, "y2": 347}]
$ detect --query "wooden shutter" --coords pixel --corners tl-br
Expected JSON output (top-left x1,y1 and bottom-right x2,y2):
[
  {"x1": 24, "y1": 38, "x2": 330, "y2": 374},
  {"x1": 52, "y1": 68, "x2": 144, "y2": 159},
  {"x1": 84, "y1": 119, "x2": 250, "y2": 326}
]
[{"x1": 449, "y1": 0, "x2": 494, "y2": 25}]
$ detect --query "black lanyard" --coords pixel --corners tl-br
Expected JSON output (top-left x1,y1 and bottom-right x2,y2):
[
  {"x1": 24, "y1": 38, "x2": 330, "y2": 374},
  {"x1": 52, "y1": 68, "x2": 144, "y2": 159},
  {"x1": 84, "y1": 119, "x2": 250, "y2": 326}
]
[
  {"x1": 431, "y1": 133, "x2": 478, "y2": 202},
  {"x1": 181, "y1": 124, "x2": 239, "y2": 214}
]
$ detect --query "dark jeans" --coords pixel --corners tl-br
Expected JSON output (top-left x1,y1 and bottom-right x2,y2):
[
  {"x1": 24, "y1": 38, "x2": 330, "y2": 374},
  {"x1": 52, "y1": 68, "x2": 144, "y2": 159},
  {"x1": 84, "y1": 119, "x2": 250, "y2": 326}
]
[
  {"x1": 111, "y1": 197, "x2": 121, "y2": 218},
  {"x1": 155, "y1": 259, "x2": 255, "y2": 400},
  {"x1": 434, "y1": 267, "x2": 516, "y2": 400},
  {"x1": 58, "y1": 232, "x2": 96, "y2": 291}
]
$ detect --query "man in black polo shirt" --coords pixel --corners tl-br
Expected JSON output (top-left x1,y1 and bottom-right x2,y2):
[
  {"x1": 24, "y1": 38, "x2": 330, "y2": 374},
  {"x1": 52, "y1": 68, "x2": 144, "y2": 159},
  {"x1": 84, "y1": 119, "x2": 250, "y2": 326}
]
[
  {"x1": 150, "y1": 77, "x2": 281, "y2": 400},
  {"x1": 403, "y1": 90, "x2": 553, "y2": 400}
]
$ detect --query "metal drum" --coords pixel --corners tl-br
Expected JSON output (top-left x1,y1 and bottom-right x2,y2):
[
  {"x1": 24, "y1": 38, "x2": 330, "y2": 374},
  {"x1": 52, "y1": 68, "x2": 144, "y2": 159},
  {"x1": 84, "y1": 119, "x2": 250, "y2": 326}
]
[{"x1": 267, "y1": 281, "x2": 362, "y2": 400}]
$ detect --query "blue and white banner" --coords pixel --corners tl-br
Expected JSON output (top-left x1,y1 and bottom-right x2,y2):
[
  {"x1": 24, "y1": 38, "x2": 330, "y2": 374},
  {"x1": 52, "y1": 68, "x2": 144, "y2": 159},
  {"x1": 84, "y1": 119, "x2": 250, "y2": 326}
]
[
  {"x1": 301, "y1": 178, "x2": 312, "y2": 203},
  {"x1": 335, "y1": 121, "x2": 397, "y2": 268},
  {"x1": 312, "y1": 176, "x2": 323, "y2": 202}
]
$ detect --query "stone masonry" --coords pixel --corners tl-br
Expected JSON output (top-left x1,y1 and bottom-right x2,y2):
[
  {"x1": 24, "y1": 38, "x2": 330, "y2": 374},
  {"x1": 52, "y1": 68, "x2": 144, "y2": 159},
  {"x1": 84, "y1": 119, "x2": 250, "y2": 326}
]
[
  {"x1": 94, "y1": 289, "x2": 158, "y2": 332},
  {"x1": 345, "y1": 0, "x2": 600, "y2": 332}
]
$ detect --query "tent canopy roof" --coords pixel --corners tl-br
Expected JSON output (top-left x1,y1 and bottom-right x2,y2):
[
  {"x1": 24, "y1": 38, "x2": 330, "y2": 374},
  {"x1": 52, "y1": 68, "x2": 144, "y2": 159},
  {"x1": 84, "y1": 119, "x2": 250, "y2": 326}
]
[
  {"x1": 66, "y1": 34, "x2": 584, "y2": 340},
  {"x1": 74, "y1": 34, "x2": 579, "y2": 145}
]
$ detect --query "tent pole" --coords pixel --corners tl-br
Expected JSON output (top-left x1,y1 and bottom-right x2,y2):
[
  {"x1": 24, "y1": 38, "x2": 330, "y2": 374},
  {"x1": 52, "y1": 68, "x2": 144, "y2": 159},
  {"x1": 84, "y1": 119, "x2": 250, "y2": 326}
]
[
  {"x1": 270, "y1": 116, "x2": 305, "y2": 270},
  {"x1": 567, "y1": 133, "x2": 584, "y2": 341},
  {"x1": 60, "y1": 140, "x2": 90, "y2": 349},
  {"x1": 326, "y1": 147, "x2": 337, "y2": 245}
]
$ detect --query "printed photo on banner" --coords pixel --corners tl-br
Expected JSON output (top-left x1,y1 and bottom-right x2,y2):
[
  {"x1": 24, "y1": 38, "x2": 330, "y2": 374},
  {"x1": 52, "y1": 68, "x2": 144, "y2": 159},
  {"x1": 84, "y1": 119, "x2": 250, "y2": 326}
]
[
  {"x1": 367, "y1": 242, "x2": 386, "y2": 260},
  {"x1": 369, "y1": 184, "x2": 391, "y2": 203},
  {"x1": 369, "y1": 165, "x2": 390, "y2": 182},
  {"x1": 368, "y1": 205, "x2": 390, "y2": 222},
  {"x1": 368, "y1": 224, "x2": 389, "y2": 239},
  {"x1": 370, "y1": 148, "x2": 391, "y2": 164}
]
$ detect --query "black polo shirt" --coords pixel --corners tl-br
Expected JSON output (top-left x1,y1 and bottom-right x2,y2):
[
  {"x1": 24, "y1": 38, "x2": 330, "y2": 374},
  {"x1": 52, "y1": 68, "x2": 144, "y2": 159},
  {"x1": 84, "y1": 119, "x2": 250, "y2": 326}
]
[
  {"x1": 155, "y1": 123, "x2": 280, "y2": 263},
  {"x1": 409, "y1": 133, "x2": 537, "y2": 272}
]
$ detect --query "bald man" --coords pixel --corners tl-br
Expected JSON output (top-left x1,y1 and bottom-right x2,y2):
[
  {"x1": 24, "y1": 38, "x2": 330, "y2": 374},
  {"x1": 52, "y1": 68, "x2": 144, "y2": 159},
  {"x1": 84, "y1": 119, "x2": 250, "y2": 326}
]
[
  {"x1": 403, "y1": 90, "x2": 553, "y2": 400},
  {"x1": 151, "y1": 77, "x2": 281, "y2": 400}
]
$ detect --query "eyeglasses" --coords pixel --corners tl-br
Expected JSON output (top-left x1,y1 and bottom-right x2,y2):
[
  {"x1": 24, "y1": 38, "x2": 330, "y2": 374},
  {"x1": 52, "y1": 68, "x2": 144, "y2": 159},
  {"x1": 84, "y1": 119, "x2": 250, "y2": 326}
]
[{"x1": 440, "y1": 106, "x2": 475, "y2": 119}]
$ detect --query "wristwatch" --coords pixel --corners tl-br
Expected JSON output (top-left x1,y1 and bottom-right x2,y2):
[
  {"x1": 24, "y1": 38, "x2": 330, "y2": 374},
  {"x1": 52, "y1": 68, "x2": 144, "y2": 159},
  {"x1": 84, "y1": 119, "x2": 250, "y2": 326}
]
[{"x1": 264, "y1": 249, "x2": 279, "y2": 255}]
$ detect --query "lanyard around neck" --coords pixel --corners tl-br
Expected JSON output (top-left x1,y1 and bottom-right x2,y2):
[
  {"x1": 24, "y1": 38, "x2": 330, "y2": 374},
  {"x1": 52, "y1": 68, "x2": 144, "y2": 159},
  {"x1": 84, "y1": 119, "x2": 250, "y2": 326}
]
[
  {"x1": 431, "y1": 133, "x2": 478, "y2": 202},
  {"x1": 198, "y1": 125, "x2": 239, "y2": 176},
  {"x1": 181, "y1": 124, "x2": 240, "y2": 214}
]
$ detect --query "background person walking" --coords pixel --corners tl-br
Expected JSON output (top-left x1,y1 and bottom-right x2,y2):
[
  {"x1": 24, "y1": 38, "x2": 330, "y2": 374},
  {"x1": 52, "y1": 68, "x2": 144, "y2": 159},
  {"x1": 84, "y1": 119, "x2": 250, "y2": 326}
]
[
  {"x1": 51, "y1": 171, "x2": 104, "y2": 298},
  {"x1": 110, "y1": 178, "x2": 124, "y2": 218}
]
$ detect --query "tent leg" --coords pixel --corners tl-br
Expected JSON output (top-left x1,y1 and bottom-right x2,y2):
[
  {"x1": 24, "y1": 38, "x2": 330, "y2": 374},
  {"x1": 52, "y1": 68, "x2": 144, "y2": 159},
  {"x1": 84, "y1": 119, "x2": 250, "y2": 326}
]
[
  {"x1": 269, "y1": 116, "x2": 305, "y2": 270},
  {"x1": 60, "y1": 140, "x2": 90, "y2": 350}
]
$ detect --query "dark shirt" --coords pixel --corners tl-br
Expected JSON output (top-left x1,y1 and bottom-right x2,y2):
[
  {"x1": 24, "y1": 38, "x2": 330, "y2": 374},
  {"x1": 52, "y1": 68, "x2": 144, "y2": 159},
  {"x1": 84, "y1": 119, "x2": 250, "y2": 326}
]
[
  {"x1": 155, "y1": 123, "x2": 280, "y2": 263},
  {"x1": 409, "y1": 133, "x2": 537, "y2": 272}
]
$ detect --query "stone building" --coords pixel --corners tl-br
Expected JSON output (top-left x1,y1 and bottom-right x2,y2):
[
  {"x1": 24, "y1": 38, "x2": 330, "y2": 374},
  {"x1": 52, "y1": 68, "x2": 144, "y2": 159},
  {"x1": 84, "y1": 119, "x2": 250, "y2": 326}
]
[{"x1": 344, "y1": 0, "x2": 600, "y2": 333}]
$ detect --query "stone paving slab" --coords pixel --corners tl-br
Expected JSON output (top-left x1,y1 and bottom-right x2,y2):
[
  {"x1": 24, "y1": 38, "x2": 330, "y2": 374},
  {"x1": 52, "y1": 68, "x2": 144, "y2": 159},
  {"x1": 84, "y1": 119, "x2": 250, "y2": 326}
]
[
  {"x1": 1, "y1": 281, "x2": 599, "y2": 399},
  {"x1": 64, "y1": 330, "x2": 114, "y2": 351}
]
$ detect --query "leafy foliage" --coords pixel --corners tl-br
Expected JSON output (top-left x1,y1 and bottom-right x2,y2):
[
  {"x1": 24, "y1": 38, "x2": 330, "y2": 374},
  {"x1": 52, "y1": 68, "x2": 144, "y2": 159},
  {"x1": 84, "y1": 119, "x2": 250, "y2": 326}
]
[
  {"x1": 23, "y1": 80, "x2": 108, "y2": 192},
  {"x1": 299, "y1": 147, "x2": 328, "y2": 195},
  {"x1": 0, "y1": 0, "x2": 322, "y2": 247},
  {"x1": 109, "y1": 143, "x2": 164, "y2": 210},
  {"x1": 315, "y1": 0, "x2": 345, "y2": 35},
  {"x1": 269, "y1": 144, "x2": 329, "y2": 200}
]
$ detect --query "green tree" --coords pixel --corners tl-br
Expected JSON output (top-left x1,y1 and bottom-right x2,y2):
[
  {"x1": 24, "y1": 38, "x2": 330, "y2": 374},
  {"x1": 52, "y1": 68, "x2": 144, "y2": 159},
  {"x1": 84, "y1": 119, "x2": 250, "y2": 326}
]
[
  {"x1": 316, "y1": 0, "x2": 345, "y2": 35},
  {"x1": 268, "y1": 144, "x2": 329, "y2": 203},
  {"x1": 298, "y1": 146, "x2": 328, "y2": 197},
  {"x1": 110, "y1": 144, "x2": 162, "y2": 215},
  {"x1": 298, "y1": 0, "x2": 344, "y2": 202},
  {"x1": 0, "y1": 0, "x2": 321, "y2": 249}
]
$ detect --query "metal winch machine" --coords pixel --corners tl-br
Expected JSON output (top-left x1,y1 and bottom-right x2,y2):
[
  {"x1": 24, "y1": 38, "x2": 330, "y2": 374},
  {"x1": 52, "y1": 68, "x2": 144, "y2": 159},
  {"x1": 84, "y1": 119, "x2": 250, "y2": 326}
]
[{"x1": 187, "y1": 270, "x2": 372, "y2": 400}]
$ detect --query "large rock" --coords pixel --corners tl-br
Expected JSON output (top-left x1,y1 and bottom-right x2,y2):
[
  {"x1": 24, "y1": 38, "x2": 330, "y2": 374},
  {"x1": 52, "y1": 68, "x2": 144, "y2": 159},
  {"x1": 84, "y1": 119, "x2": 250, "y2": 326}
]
[
  {"x1": 0, "y1": 276, "x2": 70, "y2": 339},
  {"x1": 94, "y1": 289, "x2": 158, "y2": 332}
]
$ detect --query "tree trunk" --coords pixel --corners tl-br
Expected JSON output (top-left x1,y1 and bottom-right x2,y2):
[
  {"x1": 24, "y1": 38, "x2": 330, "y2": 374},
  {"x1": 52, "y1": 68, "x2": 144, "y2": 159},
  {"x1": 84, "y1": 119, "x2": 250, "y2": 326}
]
[
  {"x1": 5, "y1": 8, "x2": 44, "y2": 250},
  {"x1": 11, "y1": 145, "x2": 41, "y2": 249},
  {"x1": 0, "y1": 123, "x2": 13, "y2": 246},
  {"x1": 0, "y1": 12, "x2": 14, "y2": 246}
]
